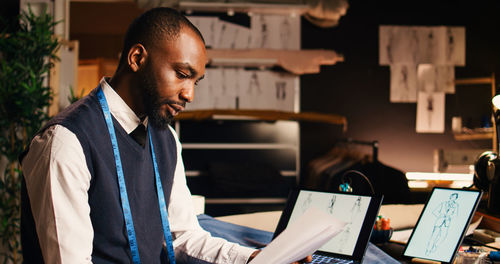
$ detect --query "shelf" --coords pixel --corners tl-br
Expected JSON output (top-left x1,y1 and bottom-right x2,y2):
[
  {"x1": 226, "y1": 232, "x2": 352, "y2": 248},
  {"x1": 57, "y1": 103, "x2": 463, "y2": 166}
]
[
  {"x1": 475, "y1": 210, "x2": 500, "y2": 234},
  {"x1": 453, "y1": 74, "x2": 496, "y2": 150},
  {"x1": 454, "y1": 77, "x2": 495, "y2": 86},
  {"x1": 178, "y1": 1, "x2": 309, "y2": 16},
  {"x1": 206, "y1": 49, "x2": 344, "y2": 75},
  {"x1": 182, "y1": 143, "x2": 298, "y2": 150},
  {"x1": 453, "y1": 132, "x2": 493, "y2": 141},
  {"x1": 176, "y1": 109, "x2": 347, "y2": 130},
  {"x1": 205, "y1": 198, "x2": 287, "y2": 204},
  {"x1": 186, "y1": 169, "x2": 297, "y2": 177}
]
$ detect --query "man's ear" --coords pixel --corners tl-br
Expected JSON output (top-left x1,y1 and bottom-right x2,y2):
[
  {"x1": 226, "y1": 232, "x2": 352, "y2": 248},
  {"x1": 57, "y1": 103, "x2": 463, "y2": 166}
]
[{"x1": 127, "y1": 44, "x2": 148, "y2": 72}]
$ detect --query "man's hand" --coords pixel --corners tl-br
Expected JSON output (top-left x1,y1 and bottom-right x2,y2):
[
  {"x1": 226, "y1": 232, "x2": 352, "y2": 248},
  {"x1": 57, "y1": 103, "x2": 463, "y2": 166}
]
[{"x1": 247, "y1": 250, "x2": 313, "y2": 264}]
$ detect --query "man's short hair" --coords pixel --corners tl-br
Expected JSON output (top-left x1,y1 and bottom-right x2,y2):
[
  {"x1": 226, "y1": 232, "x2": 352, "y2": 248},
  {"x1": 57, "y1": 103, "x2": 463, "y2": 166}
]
[{"x1": 117, "y1": 7, "x2": 205, "y2": 69}]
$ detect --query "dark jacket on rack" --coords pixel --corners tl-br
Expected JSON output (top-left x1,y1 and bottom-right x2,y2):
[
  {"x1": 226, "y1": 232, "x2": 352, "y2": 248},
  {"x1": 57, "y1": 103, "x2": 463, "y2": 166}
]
[{"x1": 307, "y1": 146, "x2": 411, "y2": 204}]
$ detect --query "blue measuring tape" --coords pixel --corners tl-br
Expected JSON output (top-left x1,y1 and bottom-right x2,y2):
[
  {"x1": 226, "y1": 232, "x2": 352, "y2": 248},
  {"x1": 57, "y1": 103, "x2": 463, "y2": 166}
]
[
  {"x1": 97, "y1": 87, "x2": 176, "y2": 264},
  {"x1": 149, "y1": 132, "x2": 176, "y2": 264}
]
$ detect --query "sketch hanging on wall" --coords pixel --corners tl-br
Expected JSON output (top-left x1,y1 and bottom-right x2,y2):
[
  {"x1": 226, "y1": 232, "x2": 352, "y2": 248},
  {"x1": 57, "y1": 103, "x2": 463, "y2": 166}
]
[
  {"x1": 416, "y1": 91, "x2": 445, "y2": 133},
  {"x1": 187, "y1": 14, "x2": 300, "y2": 50},
  {"x1": 379, "y1": 25, "x2": 465, "y2": 133},
  {"x1": 186, "y1": 16, "x2": 220, "y2": 48},
  {"x1": 380, "y1": 26, "x2": 465, "y2": 66},
  {"x1": 188, "y1": 68, "x2": 298, "y2": 112},
  {"x1": 416, "y1": 64, "x2": 445, "y2": 133},
  {"x1": 390, "y1": 64, "x2": 418, "y2": 103},
  {"x1": 215, "y1": 20, "x2": 251, "y2": 49},
  {"x1": 250, "y1": 14, "x2": 300, "y2": 50},
  {"x1": 185, "y1": 13, "x2": 301, "y2": 113}
]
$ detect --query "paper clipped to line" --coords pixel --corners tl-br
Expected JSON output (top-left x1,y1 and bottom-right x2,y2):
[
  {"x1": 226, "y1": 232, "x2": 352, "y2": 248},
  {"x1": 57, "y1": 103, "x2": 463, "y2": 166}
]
[{"x1": 249, "y1": 206, "x2": 346, "y2": 264}]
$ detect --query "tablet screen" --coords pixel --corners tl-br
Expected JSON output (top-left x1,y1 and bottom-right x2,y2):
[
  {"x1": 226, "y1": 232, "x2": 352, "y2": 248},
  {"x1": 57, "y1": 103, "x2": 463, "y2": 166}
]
[{"x1": 403, "y1": 188, "x2": 482, "y2": 263}]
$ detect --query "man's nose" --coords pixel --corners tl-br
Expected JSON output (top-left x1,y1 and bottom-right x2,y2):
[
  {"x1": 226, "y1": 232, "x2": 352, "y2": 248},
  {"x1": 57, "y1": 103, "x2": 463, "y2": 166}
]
[{"x1": 180, "y1": 84, "x2": 194, "y2": 103}]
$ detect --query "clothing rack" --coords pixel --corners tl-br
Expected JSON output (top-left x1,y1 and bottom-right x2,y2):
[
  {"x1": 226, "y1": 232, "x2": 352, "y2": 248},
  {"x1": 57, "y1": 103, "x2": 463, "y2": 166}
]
[{"x1": 338, "y1": 138, "x2": 379, "y2": 162}]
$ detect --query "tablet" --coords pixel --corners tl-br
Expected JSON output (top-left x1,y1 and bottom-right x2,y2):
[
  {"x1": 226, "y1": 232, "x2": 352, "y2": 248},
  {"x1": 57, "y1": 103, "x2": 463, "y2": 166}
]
[{"x1": 403, "y1": 187, "x2": 482, "y2": 264}]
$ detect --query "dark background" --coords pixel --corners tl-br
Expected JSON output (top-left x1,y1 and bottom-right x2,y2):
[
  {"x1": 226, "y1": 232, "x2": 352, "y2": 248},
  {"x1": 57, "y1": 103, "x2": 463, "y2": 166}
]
[
  {"x1": 299, "y1": 1, "x2": 497, "y2": 175},
  {"x1": 3, "y1": 0, "x2": 499, "y2": 180}
]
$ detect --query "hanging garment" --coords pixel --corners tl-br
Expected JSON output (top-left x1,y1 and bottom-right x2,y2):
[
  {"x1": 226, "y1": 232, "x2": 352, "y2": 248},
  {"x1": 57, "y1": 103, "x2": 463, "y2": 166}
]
[{"x1": 307, "y1": 145, "x2": 411, "y2": 204}]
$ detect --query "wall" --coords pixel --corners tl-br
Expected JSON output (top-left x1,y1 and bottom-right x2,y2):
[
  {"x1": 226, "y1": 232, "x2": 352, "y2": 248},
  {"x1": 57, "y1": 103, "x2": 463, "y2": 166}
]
[
  {"x1": 299, "y1": 1, "x2": 498, "y2": 176},
  {"x1": 68, "y1": 1, "x2": 499, "y2": 175},
  {"x1": 70, "y1": 1, "x2": 143, "y2": 60}
]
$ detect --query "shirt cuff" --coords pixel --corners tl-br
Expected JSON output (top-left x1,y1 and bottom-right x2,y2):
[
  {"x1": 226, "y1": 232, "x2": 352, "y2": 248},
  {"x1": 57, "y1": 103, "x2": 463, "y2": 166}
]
[{"x1": 231, "y1": 245, "x2": 257, "y2": 264}]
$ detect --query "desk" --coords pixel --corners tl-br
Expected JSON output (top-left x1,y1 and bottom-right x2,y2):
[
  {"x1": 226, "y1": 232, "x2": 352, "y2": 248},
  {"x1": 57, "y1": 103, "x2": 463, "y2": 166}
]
[
  {"x1": 475, "y1": 210, "x2": 500, "y2": 233},
  {"x1": 379, "y1": 209, "x2": 500, "y2": 263},
  {"x1": 212, "y1": 205, "x2": 500, "y2": 263}
]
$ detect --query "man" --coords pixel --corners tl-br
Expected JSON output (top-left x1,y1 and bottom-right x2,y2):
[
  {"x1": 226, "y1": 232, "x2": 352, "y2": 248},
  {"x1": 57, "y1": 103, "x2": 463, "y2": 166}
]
[
  {"x1": 425, "y1": 192, "x2": 459, "y2": 255},
  {"x1": 20, "y1": 7, "x2": 310, "y2": 264}
]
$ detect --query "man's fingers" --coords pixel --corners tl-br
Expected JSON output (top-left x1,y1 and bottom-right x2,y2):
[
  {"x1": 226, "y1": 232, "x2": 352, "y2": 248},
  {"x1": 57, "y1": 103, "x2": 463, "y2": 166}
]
[{"x1": 291, "y1": 255, "x2": 313, "y2": 264}]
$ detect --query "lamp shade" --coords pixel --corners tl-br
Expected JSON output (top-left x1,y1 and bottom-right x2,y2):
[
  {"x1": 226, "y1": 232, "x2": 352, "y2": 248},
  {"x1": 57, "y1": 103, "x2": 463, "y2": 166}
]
[{"x1": 492, "y1": 94, "x2": 500, "y2": 109}]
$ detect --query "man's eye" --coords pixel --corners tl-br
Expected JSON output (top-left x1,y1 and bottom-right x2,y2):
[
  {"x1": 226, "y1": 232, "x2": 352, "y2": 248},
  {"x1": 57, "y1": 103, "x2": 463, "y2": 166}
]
[{"x1": 177, "y1": 71, "x2": 189, "y2": 79}]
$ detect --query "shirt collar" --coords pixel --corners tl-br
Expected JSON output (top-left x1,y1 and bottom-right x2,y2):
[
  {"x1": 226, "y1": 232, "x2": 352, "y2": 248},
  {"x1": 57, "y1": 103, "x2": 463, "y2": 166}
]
[{"x1": 100, "y1": 77, "x2": 142, "y2": 134}]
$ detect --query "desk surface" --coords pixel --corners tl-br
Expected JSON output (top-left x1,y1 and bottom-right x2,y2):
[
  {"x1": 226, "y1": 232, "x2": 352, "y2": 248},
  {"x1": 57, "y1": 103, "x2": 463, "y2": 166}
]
[{"x1": 475, "y1": 210, "x2": 500, "y2": 233}]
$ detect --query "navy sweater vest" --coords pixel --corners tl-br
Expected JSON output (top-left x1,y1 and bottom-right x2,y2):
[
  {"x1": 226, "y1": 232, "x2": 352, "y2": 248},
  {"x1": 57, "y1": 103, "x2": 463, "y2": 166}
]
[{"x1": 20, "y1": 88, "x2": 177, "y2": 263}]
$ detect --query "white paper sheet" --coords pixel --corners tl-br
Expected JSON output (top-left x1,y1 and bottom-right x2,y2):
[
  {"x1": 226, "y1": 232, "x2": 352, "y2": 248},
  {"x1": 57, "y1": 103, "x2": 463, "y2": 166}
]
[
  {"x1": 390, "y1": 64, "x2": 418, "y2": 102},
  {"x1": 187, "y1": 69, "x2": 210, "y2": 110},
  {"x1": 447, "y1": 27, "x2": 466, "y2": 66},
  {"x1": 249, "y1": 206, "x2": 346, "y2": 264},
  {"x1": 466, "y1": 215, "x2": 482, "y2": 236},
  {"x1": 186, "y1": 16, "x2": 219, "y2": 48},
  {"x1": 416, "y1": 91, "x2": 445, "y2": 133},
  {"x1": 379, "y1": 25, "x2": 465, "y2": 66},
  {"x1": 216, "y1": 21, "x2": 251, "y2": 49},
  {"x1": 390, "y1": 229, "x2": 414, "y2": 244},
  {"x1": 417, "y1": 64, "x2": 440, "y2": 92},
  {"x1": 250, "y1": 14, "x2": 300, "y2": 50}
]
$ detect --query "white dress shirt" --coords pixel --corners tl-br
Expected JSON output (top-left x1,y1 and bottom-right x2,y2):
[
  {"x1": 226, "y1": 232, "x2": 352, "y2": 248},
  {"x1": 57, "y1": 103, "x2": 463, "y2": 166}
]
[{"x1": 22, "y1": 78, "x2": 255, "y2": 263}]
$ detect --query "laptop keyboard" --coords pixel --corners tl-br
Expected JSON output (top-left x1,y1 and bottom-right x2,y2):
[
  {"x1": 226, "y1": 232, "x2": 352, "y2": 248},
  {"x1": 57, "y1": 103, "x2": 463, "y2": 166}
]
[{"x1": 310, "y1": 254, "x2": 354, "y2": 264}]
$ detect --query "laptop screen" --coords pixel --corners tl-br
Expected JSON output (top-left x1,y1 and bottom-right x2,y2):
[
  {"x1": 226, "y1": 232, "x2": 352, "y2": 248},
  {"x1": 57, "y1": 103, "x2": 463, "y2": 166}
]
[
  {"x1": 274, "y1": 189, "x2": 383, "y2": 261},
  {"x1": 403, "y1": 187, "x2": 482, "y2": 264},
  {"x1": 289, "y1": 190, "x2": 370, "y2": 255}
]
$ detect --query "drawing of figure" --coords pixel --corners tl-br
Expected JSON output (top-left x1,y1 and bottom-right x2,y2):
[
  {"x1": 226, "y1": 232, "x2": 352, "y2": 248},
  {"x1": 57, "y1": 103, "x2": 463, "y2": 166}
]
[
  {"x1": 409, "y1": 28, "x2": 419, "y2": 63},
  {"x1": 385, "y1": 27, "x2": 394, "y2": 64},
  {"x1": 338, "y1": 225, "x2": 351, "y2": 253},
  {"x1": 446, "y1": 27, "x2": 455, "y2": 63},
  {"x1": 221, "y1": 69, "x2": 227, "y2": 95},
  {"x1": 398, "y1": 65, "x2": 409, "y2": 101},
  {"x1": 327, "y1": 195, "x2": 337, "y2": 214},
  {"x1": 248, "y1": 72, "x2": 261, "y2": 95},
  {"x1": 209, "y1": 19, "x2": 216, "y2": 47},
  {"x1": 426, "y1": 29, "x2": 436, "y2": 63},
  {"x1": 350, "y1": 196, "x2": 362, "y2": 223},
  {"x1": 275, "y1": 81, "x2": 286, "y2": 100},
  {"x1": 427, "y1": 94, "x2": 434, "y2": 127},
  {"x1": 218, "y1": 23, "x2": 227, "y2": 48},
  {"x1": 280, "y1": 17, "x2": 291, "y2": 49},
  {"x1": 259, "y1": 16, "x2": 268, "y2": 48},
  {"x1": 302, "y1": 193, "x2": 313, "y2": 213},
  {"x1": 425, "y1": 193, "x2": 459, "y2": 255},
  {"x1": 231, "y1": 28, "x2": 239, "y2": 49}
]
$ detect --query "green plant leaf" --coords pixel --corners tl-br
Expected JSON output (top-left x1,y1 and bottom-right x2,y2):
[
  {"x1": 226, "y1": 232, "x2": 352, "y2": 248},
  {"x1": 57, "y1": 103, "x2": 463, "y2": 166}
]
[{"x1": 0, "y1": 3, "x2": 60, "y2": 262}]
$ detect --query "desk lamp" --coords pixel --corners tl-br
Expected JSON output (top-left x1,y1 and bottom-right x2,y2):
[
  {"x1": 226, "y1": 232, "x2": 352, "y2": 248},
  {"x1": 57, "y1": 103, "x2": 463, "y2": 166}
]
[{"x1": 474, "y1": 93, "x2": 500, "y2": 214}]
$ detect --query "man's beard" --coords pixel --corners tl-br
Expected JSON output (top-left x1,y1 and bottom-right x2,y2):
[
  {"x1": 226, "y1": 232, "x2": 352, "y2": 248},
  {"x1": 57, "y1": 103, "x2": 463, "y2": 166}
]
[{"x1": 140, "y1": 67, "x2": 174, "y2": 130}]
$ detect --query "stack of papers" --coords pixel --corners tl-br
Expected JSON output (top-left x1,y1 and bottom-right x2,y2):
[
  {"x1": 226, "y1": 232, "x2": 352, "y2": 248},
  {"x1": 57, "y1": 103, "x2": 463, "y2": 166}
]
[{"x1": 249, "y1": 207, "x2": 346, "y2": 264}]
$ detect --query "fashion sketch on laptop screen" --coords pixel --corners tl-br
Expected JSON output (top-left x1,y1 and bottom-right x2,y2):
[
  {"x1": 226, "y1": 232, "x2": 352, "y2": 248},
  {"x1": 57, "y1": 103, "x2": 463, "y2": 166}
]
[
  {"x1": 287, "y1": 190, "x2": 371, "y2": 255},
  {"x1": 403, "y1": 187, "x2": 482, "y2": 263}
]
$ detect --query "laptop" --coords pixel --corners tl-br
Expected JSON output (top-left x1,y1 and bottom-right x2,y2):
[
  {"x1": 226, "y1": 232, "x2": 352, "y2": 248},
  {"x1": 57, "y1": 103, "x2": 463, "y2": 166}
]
[
  {"x1": 273, "y1": 188, "x2": 383, "y2": 264},
  {"x1": 402, "y1": 187, "x2": 482, "y2": 264}
]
